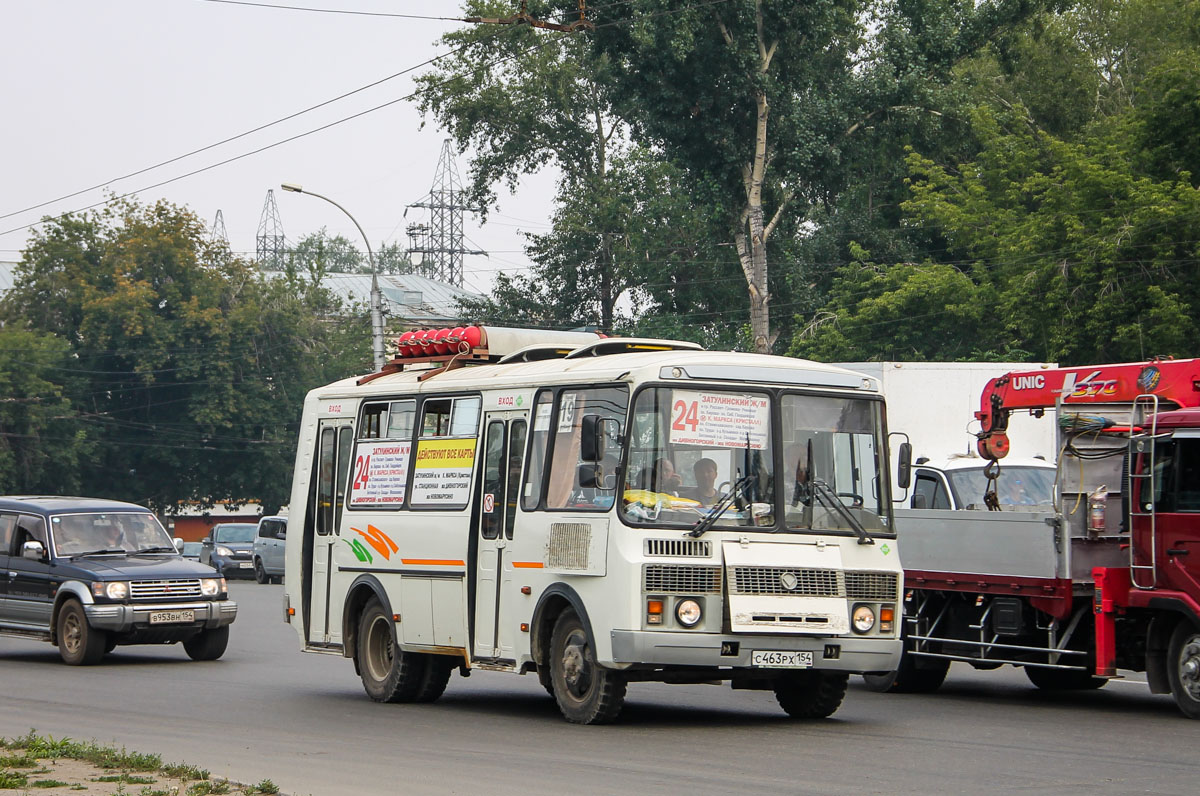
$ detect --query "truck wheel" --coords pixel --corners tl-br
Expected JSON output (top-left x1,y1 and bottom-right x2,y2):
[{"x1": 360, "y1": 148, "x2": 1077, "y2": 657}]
[
  {"x1": 1167, "y1": 621, "x2": 1200, "y2": 719},
  {"x1": 863, "y1": 653, "x2": 949, "y2": 694},
  {"x1": 357, "y1": 597, "x2": 425, "y2": 703},
  {"x1": 254, "y1": 559, "x2": 269, "y2": 584},
  {"x1": 184, "y1": 625, "x2": 229, "y2": 661},
  {"x1": 549, "y1": 609, "x2": 626, "y2": 724},
  {"x1": 57, "y1": 600, "x2": 107, "y2": 666},
  {"x1": 1025, "y1": 665, "x2": 1106, "y2": 691},
  {"x1": 412, "y1": 654, "x2": 454, "y2": 703},
  {"x1": 774, "y1": 671, "x2": 849, "y2": 718}
]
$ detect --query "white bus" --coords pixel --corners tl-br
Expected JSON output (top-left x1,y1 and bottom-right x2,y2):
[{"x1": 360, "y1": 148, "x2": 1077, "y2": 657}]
[{"x1": 284, "y1": 326, "x2": 904, "y2": 723}]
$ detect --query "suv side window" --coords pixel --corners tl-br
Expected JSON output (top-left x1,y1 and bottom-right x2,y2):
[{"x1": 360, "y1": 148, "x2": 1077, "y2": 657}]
[
  {"x1": 0, "y1": 514, "x2": 14, "y2": 554},
  {"x1": 14, "y1": 514, "x2": 47, "y2": 551}
]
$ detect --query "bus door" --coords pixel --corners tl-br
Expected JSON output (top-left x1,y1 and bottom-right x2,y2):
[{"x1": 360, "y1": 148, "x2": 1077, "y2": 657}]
[
  {"x1": 304, "y1": 419, "x2": 354, "y2": 645},
  {"x1": 473, "y1": 412, "x2": 527, "y2": 660}
]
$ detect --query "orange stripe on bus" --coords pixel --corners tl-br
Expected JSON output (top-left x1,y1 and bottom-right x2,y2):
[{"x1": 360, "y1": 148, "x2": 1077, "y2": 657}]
[
  {"x1": 400, "y1": 559, "x2": 465, "y2": 566},
  {"x1": 512, "y1": 561, "x2": 544, "y2": 569}
]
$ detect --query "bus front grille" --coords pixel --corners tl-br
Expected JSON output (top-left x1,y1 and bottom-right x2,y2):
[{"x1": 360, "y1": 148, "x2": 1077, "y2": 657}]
[{"x1": 643, "y1": 565, "x2": 722, "y2": 594}]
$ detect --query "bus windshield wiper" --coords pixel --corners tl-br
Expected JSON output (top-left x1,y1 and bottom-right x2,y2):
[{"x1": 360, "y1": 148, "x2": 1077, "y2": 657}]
[
  {"x1": 810, "y1": 479, "x2": 875, "y2": 545},
  {"x1": 70, "y1": 548, "x2": 126, "y2": 559},
  {"x1": 688, "y1": 473, "x2": 754, "y2": 538}
]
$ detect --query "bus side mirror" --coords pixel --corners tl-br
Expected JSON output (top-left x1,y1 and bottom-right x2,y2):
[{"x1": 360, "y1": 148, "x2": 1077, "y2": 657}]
[
  {"x1": 577, "y1": 463, "x2": 600, "y2": 488},
  {"x1": 896, "y1": 441, "x2": 913, "y2": 489},
  {"x1": 581, "y1": 415, "x2": 618, "y2": 462}
]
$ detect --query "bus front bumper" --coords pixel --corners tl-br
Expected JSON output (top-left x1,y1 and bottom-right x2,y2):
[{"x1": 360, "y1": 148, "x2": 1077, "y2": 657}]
[{"x1": 609, "y1": 629, "x2": 900, "y2": 673}]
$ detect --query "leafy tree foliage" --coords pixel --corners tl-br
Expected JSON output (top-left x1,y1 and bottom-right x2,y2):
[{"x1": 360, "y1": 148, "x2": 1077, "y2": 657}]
[
  {"x1": 0, "y1": 328, "x2": 93, "y2": 494},
  {"x1": 2, "y1": 198, "x2": 368, "y2": 512}
]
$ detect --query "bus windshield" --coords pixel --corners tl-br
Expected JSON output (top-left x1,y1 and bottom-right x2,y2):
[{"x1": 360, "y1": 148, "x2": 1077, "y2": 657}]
[
  {"x1": 780, "y1": 394, "x2": 890, "y2": 534},
  {"x1": 623, "y1": 387, "x2": 774, "y2": 529}
]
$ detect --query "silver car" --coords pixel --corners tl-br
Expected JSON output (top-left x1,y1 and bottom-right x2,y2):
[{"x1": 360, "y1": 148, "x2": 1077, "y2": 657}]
[{"x1": 252, "y1": 515, "x2": 286, "y2": 584}]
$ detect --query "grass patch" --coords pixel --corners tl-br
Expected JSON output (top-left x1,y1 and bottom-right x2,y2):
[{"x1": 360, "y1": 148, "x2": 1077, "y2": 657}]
[
  {"x1": 95, "y1": 773, "x2": 157, "y2": 784},
  {"x1": 0, "y1": 769, "x2": 29, "y2": 789},
  {"x1": 161, "y1": 762, "x2": 209, "y2": 781},
  {"x1": 0, "y1": 732, "x2": 271, "y2": 795}
]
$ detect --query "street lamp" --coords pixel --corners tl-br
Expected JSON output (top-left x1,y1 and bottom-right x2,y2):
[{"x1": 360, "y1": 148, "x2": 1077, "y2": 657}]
[{"x1": 281, "y1": 182, "x2": 386, "y2": 370}]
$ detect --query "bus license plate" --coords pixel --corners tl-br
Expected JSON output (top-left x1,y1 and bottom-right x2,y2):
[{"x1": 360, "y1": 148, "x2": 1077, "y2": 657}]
[
  {"x1": 149, "y1": 610, "x2": 194, "y2": 625},
  {"x1": 751, "y1": 650, "x2": 813, "y2": 668}
]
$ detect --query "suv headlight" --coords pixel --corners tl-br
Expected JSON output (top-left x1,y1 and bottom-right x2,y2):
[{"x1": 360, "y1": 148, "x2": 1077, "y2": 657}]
[
  {"x1": 200, "y1": 578, "x2": 226, "y2": 597},
  {"x1": 851, "y1": 604, "x2": 876, "y2": 634},
  {"x1": 215, "y1": 545, "x2": 234, "y2": 557},
  {"x1": 92, "y1": 581, "x2": 129, "y2": 600}
]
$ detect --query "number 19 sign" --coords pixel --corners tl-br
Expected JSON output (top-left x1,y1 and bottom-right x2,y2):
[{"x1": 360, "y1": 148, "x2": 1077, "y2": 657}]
[{"x1": 668, "y1": 390, "x2": 769, "y2": 450}]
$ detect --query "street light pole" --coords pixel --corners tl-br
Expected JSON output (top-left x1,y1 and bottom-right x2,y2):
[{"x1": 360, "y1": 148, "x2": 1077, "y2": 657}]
[{"x1": 281, "y1": 182, "x2": 386, "y2": 371}]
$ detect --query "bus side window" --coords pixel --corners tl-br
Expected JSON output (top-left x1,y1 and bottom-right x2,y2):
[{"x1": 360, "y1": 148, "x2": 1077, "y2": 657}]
[
  {"x1": 335, "y1": 427, "x2": 353, "y2": 531},
  {"x1": 317, "y1": 427, "x2": 336, "y2": 534},
  {"x1": 546, "y1": 386, "x2": 628, "y2": 510},
  {"x1": 523, "y1": 391, "x2": 554, "y2": 510}
]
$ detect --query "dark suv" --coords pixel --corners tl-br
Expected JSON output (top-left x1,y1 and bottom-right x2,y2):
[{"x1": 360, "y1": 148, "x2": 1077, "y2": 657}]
[
  {"x1": 200, "y1": 522, "x2": 258, "y2": 579},
  {"x1": 0, "y1": 496, "x2": 237, "y2": 665}
]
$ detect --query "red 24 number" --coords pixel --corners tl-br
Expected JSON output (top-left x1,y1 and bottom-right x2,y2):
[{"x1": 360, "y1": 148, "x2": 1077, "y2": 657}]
[{"x1": 671, "y1": 400, "x2": 699, "y2": 432}]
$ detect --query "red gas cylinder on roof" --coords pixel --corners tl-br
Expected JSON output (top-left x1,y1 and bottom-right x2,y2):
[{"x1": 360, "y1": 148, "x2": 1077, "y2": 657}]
[
  {"x1": 433, "y1": 328, "x2": 452, "y2": 354},
  {"x1": 460, "y1": 325, "x2": 483, "y2": 350},
  {"x1": 396, "y1": 330, "x2": 415, "y2": 356}
]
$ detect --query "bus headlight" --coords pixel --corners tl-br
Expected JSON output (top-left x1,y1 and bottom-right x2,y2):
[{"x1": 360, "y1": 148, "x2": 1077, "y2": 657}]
[
  {"x1": 851, "y1": 604, "x2": 876, "y2": 634},
  {"x1": 676, "y1": 599, "x2": 702, "y2": 628}
]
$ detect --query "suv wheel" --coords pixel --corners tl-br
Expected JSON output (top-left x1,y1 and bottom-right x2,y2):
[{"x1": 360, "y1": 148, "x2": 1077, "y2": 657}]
[
  {"x1": 57, "y1": 600, "x2": 107, "y2": 666},
  {"x1": 254, "y1": 558, "x2": 269, "y2": 584}
]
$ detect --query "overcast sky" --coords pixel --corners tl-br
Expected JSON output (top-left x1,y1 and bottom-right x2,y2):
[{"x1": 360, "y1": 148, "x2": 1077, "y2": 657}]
[{"x1": 1, "y1": 0, "x2": 557, "y2": 296}]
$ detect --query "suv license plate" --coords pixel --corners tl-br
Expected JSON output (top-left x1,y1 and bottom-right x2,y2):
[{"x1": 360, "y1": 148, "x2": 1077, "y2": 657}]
[
  {"x1": 149, "y1": 610, "x2": 194, "y2": 625},
  {"x1": 751, "y1": 650, "x2": 814, "y2": 668},
  {"x1": 239, "y1": 562, "x2": 253, "y2": 568}
]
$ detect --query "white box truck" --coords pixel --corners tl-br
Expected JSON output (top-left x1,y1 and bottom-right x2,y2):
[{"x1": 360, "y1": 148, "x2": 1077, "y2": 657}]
[{"x1": 834, "y1": 362, "x2": 1058, "y2": 510}]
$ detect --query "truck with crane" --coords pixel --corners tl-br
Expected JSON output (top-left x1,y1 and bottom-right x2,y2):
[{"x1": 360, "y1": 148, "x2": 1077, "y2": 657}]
[{"x1": 867, "y1": 358, "x2": 1200, "y2": 718}]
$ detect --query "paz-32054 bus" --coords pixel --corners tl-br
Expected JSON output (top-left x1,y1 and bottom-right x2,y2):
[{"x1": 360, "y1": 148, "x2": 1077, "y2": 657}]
[{"x1": 283, "y1": 326, "x2": 905, "y2": 723}]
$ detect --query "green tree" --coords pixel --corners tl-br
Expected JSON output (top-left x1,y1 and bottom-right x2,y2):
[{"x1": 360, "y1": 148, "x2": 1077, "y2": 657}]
[
  {"x1": 2, "y1": 198, "x2": 368, "y2": 512},
  {"x1": 586, "y1": 0, "x2": 1049, "y2": 352},
  {"x1": 901, "y1": 105, "x2": 1200, "y2": 363},
  {"x1": 0, "y1": 328, "x2": 93, "y2": 494}
]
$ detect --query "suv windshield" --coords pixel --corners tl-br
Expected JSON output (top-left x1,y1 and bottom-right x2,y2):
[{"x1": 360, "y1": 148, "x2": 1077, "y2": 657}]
[
  {"x1": 51, "y1": 512, "x2": 174, "y2": 556},
  {"x1": 213, "y1": 524, "x2": 257, "y2": 543}
]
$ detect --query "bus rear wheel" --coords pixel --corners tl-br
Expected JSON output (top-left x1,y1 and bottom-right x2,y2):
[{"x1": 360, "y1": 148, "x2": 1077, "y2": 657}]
[
  {"x1": 549, "y1": 609, "x2": 626, "y2": 724},
  {"x1": 774, "y1": 671, "x2": 848, "y2": 719},
  {"x1": 358, "y1": 597, "x2": 425, "y2": 703}
]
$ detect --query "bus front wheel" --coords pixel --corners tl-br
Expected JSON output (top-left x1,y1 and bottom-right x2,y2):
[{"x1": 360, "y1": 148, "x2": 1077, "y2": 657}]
[
  {"x1": 774, "y1": 671, "x2": 848, "y2": 719},
  {"x1": 358, "y1": 597, "x2": 425, "y2": 703},
  {"x1": 549, "y1": 609, "x2": 626, "y2": 724}
]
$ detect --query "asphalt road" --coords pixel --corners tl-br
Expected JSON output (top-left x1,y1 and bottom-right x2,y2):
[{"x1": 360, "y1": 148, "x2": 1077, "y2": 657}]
[{"x1": 1, "y1": 582, "x2": 1195, "y2": 795}]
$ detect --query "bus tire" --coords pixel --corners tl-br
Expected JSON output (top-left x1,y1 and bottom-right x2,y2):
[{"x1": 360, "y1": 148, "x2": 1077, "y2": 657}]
[
  {"x1": 57, "y1": 600, "x2": 107, "y2": 666},
  {"x1": 358, "y1": 597, "x2": 425, "y2": 703},
  {"x1": 413, "y1": 654, "x2": 454, "y2": 703},
  {"x1": 549, "y1": 609, "x2": 626, "y2": 724},
  {"x1": 1167, "y1": 620, "x2": 1200, "y2": 719},
  {"x1": 184, "y1": 625, "x2": 229, "y2": 661},
  {"x1": 1025, "y1": 665, "x2": 1107, "y2": 691},
  {"x1": 774, "y1": 671, "x2": 848, "y2": 719}
]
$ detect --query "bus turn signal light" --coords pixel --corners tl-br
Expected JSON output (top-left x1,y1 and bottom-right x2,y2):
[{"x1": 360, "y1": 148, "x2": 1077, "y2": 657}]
[{"x1": 647, "y1": 599, "x2": 664, "y2": 625}]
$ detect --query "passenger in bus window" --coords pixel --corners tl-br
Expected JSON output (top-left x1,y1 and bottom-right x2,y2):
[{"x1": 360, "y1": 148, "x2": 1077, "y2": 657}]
[
  {"x1": 686, "y1": 458, "x2": 721, "y2": 506},
  {"x1": 651, "y1": 458, "x2": 683, "y2": 496}
]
